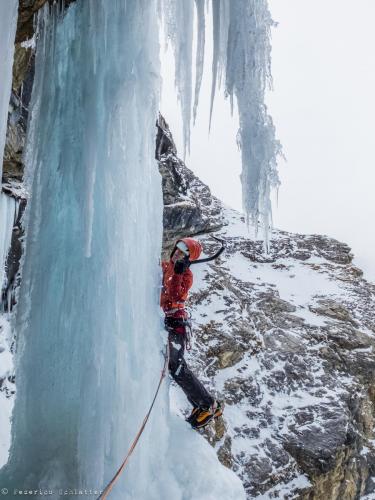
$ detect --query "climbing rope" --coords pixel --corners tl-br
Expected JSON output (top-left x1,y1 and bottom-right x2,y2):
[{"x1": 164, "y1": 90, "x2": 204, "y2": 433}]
[{"x1": 97, "y1": 345, "x2": 170, "y2": 500}]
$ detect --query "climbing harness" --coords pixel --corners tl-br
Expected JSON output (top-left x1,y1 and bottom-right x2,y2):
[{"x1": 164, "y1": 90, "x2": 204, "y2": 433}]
[
  {"x1": 189, "y1": 236, "x2": 225, "y2": 265},
  {"x1": 185, "y1": 319, "x2": 193, "y2": 351},
  {"x1": 164, "y1": 314, "x2": 193, "y2": 350},
  {"x1": 96, "y1": 345, "x2": 170, "y2": 500}
]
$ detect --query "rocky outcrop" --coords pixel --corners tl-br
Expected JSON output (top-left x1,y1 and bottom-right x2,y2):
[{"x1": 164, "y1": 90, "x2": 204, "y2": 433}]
[
  {"x1": 2, "y1": 45, "x2": 33, "y2": 185},
  {"x1": 156, "y1": 115, "x2": 225, "y2": 256}
]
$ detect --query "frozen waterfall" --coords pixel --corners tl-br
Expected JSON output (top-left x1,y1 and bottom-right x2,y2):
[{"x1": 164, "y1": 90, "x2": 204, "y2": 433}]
[
  {"x1": 0, "y1": 0, "x2": 18, "y2": 289},
  {"x1": 0, "y1": 2, "x2": 244, "y2": 499}
]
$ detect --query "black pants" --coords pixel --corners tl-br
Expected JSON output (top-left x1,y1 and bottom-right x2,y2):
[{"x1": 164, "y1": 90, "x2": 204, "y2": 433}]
[{"x1": 165, "y1": 317, "x2": 214, "y2": 409}]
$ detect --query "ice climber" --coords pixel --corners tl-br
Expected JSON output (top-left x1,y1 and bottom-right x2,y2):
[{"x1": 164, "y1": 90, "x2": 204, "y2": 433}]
[{"x1": 160, "y1": 237, "x2": 223, "y2": 428}]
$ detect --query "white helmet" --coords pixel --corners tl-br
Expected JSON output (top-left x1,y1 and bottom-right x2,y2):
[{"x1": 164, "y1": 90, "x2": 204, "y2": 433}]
[{"x1": 176, "y1": 240, "x2": 189, "y2": 256}]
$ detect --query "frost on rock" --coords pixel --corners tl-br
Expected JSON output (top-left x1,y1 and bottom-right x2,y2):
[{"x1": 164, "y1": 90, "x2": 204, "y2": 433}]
[
  {"x1": 161, "y1": 0, "x2": 281, "y2": 245},
  {"x1": 0, "y1": 0, "x2": 18, "y2": 180},
  {"x1": 0, "y1": 2, "x2": 244, "y2": 499},
  {"x1": 0, "y1": 193, "x2": 16, "y2": 292}
]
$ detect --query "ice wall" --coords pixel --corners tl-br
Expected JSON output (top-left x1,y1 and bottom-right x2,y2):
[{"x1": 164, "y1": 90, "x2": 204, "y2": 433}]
[
  {"x1": 0, "y1": 0, "x2": 18, "y2": 180},
  {"x1": 1, "y1": 0, "x2": 163, "y2": 494},
  {"x1": 0, "y1": 2, "x2": 244, "y2": 499},
  {"x1": 162, "y1": 0, "x2": 280, "y2": 242},
  {"x1": 0, "y1": 0, "x2": 18, "y2": 290}
]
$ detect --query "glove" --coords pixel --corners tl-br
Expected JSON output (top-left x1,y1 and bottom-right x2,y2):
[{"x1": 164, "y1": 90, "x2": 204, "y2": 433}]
[{"x1": 174, "y1": 257, "x2": 191, "y2": 274}]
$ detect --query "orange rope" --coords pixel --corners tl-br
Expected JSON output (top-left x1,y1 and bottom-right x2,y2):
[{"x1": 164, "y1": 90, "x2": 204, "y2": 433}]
[{"x1": 97, "y1": 345, "x2": 170, "y2": 500}]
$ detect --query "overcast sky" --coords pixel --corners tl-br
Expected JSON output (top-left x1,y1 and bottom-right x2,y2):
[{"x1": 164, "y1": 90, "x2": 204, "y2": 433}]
[{"x1": 160, "y1": 0, "x2": 375, "y2": 282}]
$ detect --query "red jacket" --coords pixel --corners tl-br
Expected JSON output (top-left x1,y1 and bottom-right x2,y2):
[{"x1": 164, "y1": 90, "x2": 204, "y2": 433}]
[{"x1": 160, "y1": 260, "x2": 193, "y2": 318}]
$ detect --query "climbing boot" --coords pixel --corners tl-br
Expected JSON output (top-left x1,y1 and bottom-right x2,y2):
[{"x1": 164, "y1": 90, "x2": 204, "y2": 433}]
[
  {"x1": 190, "y1": 401, "x2": 223, "y2": 429},
  {"x1": 186, "y1": 406, "x2": 200, "y2": 424}
]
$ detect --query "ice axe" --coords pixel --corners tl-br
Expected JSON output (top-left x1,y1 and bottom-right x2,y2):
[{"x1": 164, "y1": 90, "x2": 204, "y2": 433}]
[{"x1": 189, "y1": 235, "x2": 225, "y2": 265}]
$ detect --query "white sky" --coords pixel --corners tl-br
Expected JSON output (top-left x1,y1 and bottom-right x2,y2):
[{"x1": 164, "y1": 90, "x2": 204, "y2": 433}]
[{"x1": 160, "y1": 1, "x2": 375, "y2": 283}]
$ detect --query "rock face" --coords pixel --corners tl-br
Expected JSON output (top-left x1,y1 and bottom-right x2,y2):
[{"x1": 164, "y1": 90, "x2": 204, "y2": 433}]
[
  {"x1": 156, "y1": 115, "x2": 224, "y2": 256},
  {"x1": 3, "y1": 45, "x2": 33, "y2": 185},
  {"x1": 15, "y1": 1, "x2": 76, "y2": 43},
  {"x1": 3, "y1": 0, "x2": 36, "y2": 182}
]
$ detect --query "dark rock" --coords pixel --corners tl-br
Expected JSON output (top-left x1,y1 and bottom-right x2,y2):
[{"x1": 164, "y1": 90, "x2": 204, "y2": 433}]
[
  {"x1": 302, "y1": 235, "x2": 353, "y2": 265},
  {"x1": 156, "y1": 115, "x2": 224, "y2": 253},
  {"x1": 16, "y1": 0, "x2": 76, "y2": 44},
  {"x1": 310, "y1": 299, "x2": 356, "y2": 325},
  {"x1": 224, "y1": 377, "x2": 261, "y2": 405},
  {"x1": 256, "y1": 294, "x2": 297, "y2": 314},
  {"x1": 284, "y1": 419, "x2": 348, "y2": 474},
  {"x1": 16, "y1": 0, "x2": 49, "y2": 44},
  {"x1": 217, "y1": 436, "x2": 233, "y2": 468},
  {"x1": 243, "y1": 456, "x2": 273, "y2": 490}
]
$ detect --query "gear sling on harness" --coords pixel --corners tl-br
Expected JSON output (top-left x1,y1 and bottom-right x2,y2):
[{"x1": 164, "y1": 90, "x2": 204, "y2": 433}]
[{"x1": 165, "y1": 315, "x2": 193, "y2": 350}]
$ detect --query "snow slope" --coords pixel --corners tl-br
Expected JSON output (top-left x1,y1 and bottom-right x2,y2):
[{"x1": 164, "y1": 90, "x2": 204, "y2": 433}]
[{"x1": 179, "y1": 207, "x2": 375, "y2": 498}]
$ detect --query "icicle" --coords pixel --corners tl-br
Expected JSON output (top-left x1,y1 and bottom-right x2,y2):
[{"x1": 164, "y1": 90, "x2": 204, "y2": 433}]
[
  {"x1": 193, "y1": 0, "x2": 205, "y2": 125},
  {"x1": 225, "y1": 1, "x2": 280, "y2": 243},
  {"x1": 161, "y1": 0, "x2": 194, "y2": 157},
  {"x1": 209, "y1": 0, "x2": 220, "y2": 131},
  {"x1": 208, "y1": 0, "x2": 229, "y2": 131},
  {"x1": 163, "y1": 0, "x2": 280, "y2": 243}
]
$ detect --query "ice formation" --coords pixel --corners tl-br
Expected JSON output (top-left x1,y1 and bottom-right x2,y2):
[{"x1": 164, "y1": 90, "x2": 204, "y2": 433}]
[
  {"x1": 0, "y1": 0, "x2": 18, "y2": 296},
  {"x1": 0, "y1": 0, "x2": 18, "y2": 180},
  {"x1": 193, "y1": 0, "x2": 206, "y2": 125},
  {"x1": 161, "y1": 0, "x2": 194, "y2": 158},
  {"x1": 161, "y1": 0, "x2": 280, "y2": 241},
  {"x1": 0, "y1": 2, "x2": 244, "y2": 498}
]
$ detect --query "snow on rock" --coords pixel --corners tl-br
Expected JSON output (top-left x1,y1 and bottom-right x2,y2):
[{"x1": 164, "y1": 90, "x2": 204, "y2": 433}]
[{"x1": 182, "y1": 207, "x2": 375, "y2": 498}]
